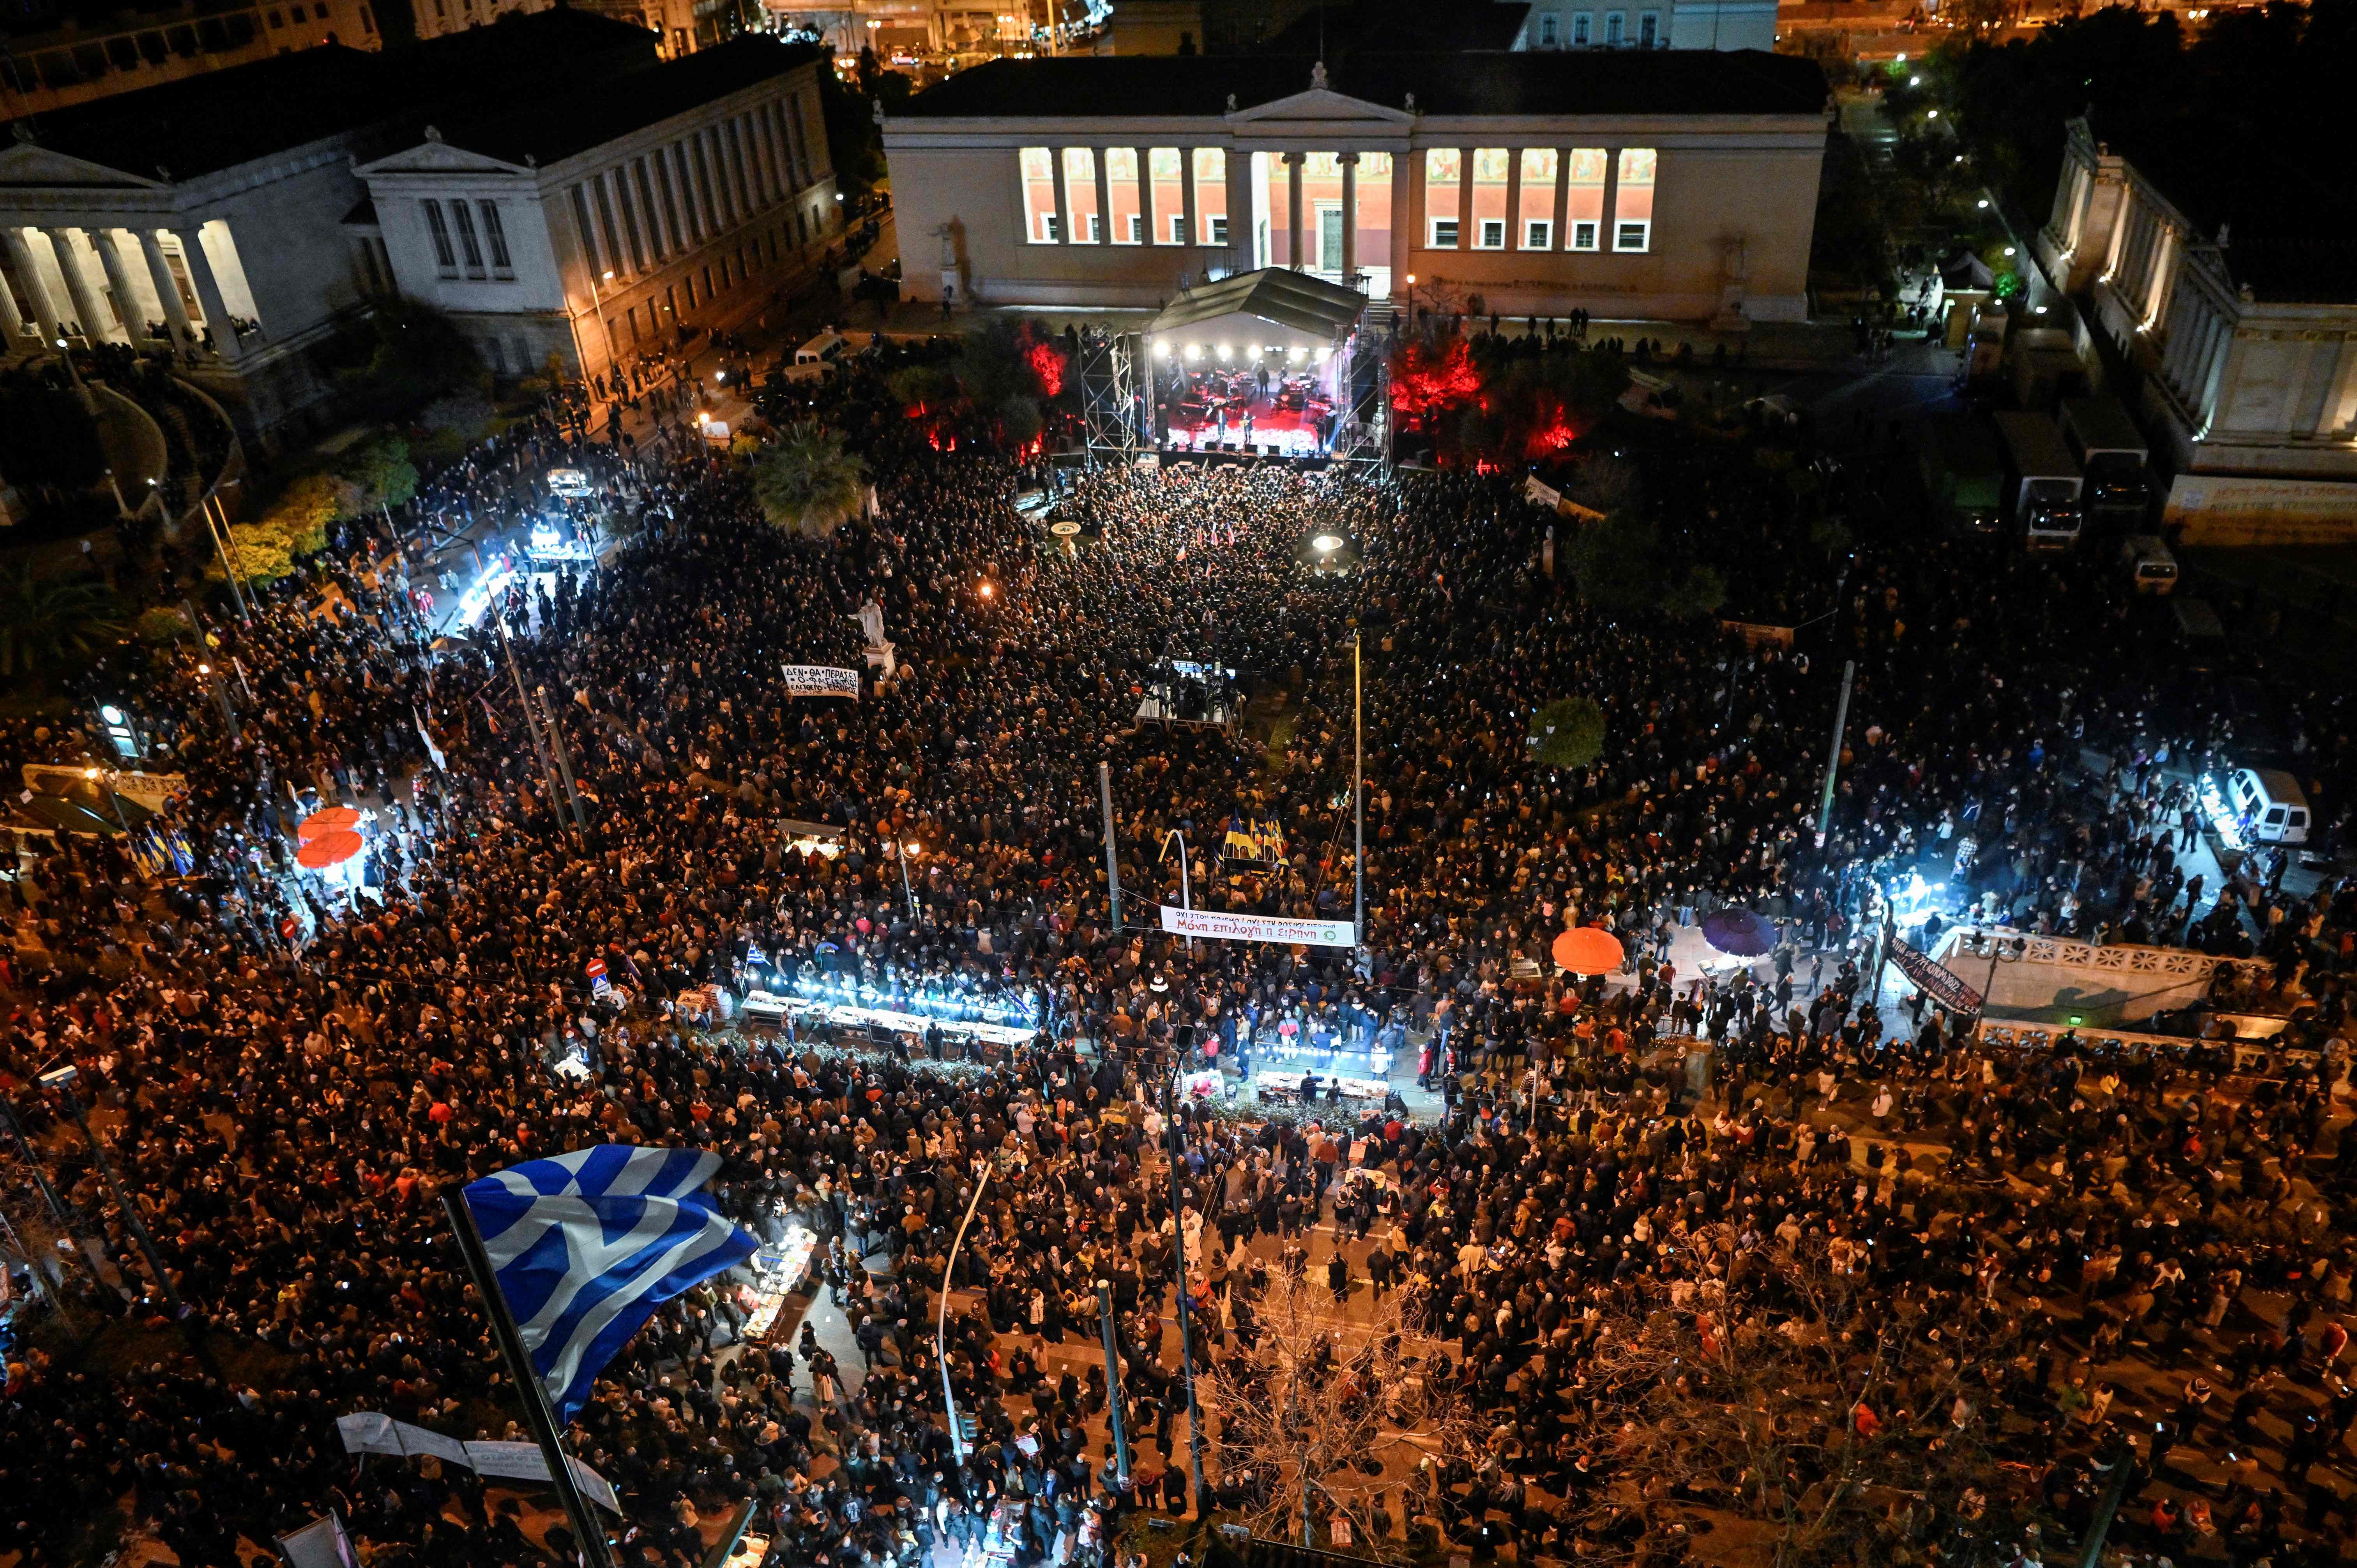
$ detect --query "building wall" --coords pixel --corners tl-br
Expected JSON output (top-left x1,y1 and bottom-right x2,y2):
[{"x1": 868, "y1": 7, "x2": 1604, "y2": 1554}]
[
  {"x1": 887, "y1": 111, "x2": 1825, "y2": 323},
  {"x1": 2038, "y1": 116, "x2": 2357, "y2": 519},
  {"x1": 0, "y1": 0, "x2": 378, "y2": 118},
  {"x1": 363, "y1": 62, "x2": 839, "y2": 379}
]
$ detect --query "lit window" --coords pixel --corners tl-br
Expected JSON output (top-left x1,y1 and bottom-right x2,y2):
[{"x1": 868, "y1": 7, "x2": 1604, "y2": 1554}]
[
  {"x1": 1517, "y1": 148, "x2": 1557, "y2": 250},
  {"x1": 1424, "y1": 147, "x2": 1460, "y2": 248},
  {"x1": 1062, "y1": 147, "x2": 1100, "y2": 244},
  {"x1": 1019, "y1": 147, "x2": 1058, "y2": 243},
  {"x1": 1566, "y1": 147, "x2": 1604, "y2": 250},
  {"x1": 1613, "y1": 147, "x2": 1655, "y2": 251},
  {"x1": 1470, "y1": 148, "x2": 1509, "y2": 249},
  {"x1": 1148, "y1": 148, "x2": 1184, "y2": 246},
  {"x1": 1192, "y1": 147, "x2": 1226, "y2": 245},
  {"x1": 422, "y1": 200, "x2": 456, "y2": 272},
  {"x1": 1105, "y1": 147, "x2": 1141, "y2": 245}
]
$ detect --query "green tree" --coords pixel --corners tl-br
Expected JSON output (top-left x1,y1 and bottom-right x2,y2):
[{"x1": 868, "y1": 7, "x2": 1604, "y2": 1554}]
[
  {"x1": 0, "y1": 564, "x2": 127, "y2": 675},
  {"x1": 1529, "y1": 696, "x2": 1608, "y2": 770},
  {"x1": 338, "y1": 434, "x2": 419, "y2": 512},
  {"x1": 1659, "y1": 562, "x2": 1728, "y2": 621},
  {"x1": 205, "y1": 518, "x2": 299, "y2": 586},
  {"x1": 349, "y1": 300, "x2": 486, "y2": 410},
  {"x1": 262, "y1": 472, "x2": 358, "y2": 558},
  {"x1": 1564, "y1": 510, "x2": 1661, "y2": 616},
  {"x1": 751, "y1": 425, "x2": 868, "y2": 539}
]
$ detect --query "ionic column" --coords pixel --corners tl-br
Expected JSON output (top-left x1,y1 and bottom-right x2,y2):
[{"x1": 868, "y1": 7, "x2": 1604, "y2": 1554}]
[
  {"x1": 1, "y1": 227, "x2": 64, "y2": 346},
  {"x1": 173, "y1": 228, "x2": 242, "y2": 362},
  {"x1": 1051, "y1": 147, "x2": 1071, "y2": 245},
  {"x1": 1284, "y1": 151, "x2": 1303, "y2": 271},
  {"x1": 138, "y1": 229, "x2": 195, "y2": 353},
  {"x1": 45, "y1": 228, "x2": 110, "y2": 344},
  {"x1": 1339, "y1": 152, "x2": 1358, "y2": 284},
  {"x1": 93, "y1": 228, "x2": 151, "y2": 345},
  {"x1": 1092, "y1": 147, "x2": 1111, "y2": 246},
  {"x1": 1179, "y1": 148, "x2": 1198, "y2": 251}
]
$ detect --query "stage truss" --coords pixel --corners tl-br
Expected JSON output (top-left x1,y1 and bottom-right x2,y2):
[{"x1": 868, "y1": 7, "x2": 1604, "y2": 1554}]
[
  {"x1": 1330, "y1": 337, "x2": 1391, "y2": 466},
  {"x1": 1077, "y1": 329, "x2": 1145, "y2": 466}
]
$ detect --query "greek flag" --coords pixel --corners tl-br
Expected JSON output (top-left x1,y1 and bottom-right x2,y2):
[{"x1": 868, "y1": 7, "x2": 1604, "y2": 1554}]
[{"x1": 461, "y1": 1146, "x2": 757, "y2": 1424}]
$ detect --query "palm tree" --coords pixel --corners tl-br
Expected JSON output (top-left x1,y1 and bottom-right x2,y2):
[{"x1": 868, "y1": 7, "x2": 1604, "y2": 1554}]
[
  {"x1": 751, "y1": 425, "x2": 867, "y2": 540},
  {"x1": 0, "y1": 563, "x2": 129, "y2": 676}
]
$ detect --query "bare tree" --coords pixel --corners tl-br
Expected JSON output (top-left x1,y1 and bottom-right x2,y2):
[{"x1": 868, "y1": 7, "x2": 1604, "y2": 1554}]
[
  {"x1": 1562, "y1": 1224, "x2": 2025, "y2": 1568},
  {"x1": 1200, "y1": 1266, "x2": 1479, "y2": 1559}
]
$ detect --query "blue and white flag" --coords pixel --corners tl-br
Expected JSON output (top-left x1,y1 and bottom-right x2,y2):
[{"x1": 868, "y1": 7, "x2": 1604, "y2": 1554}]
[{"x1": 461, "y1": 1146, "x2": 757, "y2": 1424}]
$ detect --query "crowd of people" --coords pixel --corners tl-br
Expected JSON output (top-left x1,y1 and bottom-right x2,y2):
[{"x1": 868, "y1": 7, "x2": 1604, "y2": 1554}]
[{"x1": 2, "y1": 336, "x2": 2357, "y2": 1568}]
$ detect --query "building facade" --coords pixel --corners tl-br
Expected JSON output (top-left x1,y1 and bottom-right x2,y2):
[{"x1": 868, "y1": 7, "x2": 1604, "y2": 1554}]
[
  {"x1": 0, "y1": 12, "x2": 679, "y2": 440},
  {"x1": 355, "y1": 37, "x2": 838, "y2": 383},
  {"x1": 885, "y1": 52, "x2": 1827, "y2": 323},
  {"x1": 2039, "y1": 117, "x2": 2357, "y2": 540},
  {"x1": 0, "y1": 0, "x2": 380, "y2": 120}
]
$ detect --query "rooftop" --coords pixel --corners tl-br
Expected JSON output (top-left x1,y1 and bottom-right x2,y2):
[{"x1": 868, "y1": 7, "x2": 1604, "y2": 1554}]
[
  {"x1": 1149, "y1": 267, "x2": 1367, "y2": 341},
  {"x1": 417, "y1": 36, "x2": 828, "y2": 170},
  {"x1": 0, "y1": 9, "x2": 658, "y2": 181},
  {"x1": 895, "y1": 49, "x2": 1829, "y2": 121}
]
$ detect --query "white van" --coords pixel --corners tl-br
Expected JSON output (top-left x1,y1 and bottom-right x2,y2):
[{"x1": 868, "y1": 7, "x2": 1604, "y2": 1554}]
[
  {"x1": 787, "y1": 332, "x2": 848, "y2": 379},
  {"x1": 2121, "y1": 534, "x2": 2178, "y2": 595},
  {"x1": 2228, "y1": 767, "x2": 2310, "y2": 845}
]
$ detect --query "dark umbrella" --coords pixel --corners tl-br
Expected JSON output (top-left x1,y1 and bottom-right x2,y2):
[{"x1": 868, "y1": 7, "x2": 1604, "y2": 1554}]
[{"x1": 1700, "y1": 907, "x2": 1777, "y2": 957}]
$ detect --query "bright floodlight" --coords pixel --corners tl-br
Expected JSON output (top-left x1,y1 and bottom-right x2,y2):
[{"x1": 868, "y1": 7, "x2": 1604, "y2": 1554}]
[
  {"x1": 1313, "y1": 534, "x2": 1343, "y2": 553},
  {"x1": 1217, "y1": 343, "x2": 1232, "y2": 359}
]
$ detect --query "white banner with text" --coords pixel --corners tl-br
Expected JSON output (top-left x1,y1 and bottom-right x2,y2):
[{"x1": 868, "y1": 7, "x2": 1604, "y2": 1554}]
[
  {"x1": 1158, "y1": 905, "x2": 1357, "y2": 948},
  {"x1": 781, "y1": 664, "x2": 861, "y2": 700}
]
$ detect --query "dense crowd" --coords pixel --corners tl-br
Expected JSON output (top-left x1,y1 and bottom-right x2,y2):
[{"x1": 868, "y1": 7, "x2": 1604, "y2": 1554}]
[{"x1": 4, "y1": 342, "x2": 2357, "y2": 1568}]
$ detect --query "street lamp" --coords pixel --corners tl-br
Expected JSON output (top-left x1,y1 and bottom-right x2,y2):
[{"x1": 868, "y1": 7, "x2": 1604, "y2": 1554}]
[
  {"x1": 897, "y1": 839, "x2": 922, "y2": 918},
  {"x1": 83, "y1": 766, "x2": 131, "y2": 835},
  {"x1": 37, "y1": 1063, "x2": 187, "y2": 1322}
]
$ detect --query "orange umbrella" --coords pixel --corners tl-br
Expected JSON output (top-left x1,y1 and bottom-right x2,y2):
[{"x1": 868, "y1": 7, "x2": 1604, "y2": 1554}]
[
  {"x1": 296, "y1": 830, "x2": 364, "y2": 869},
  {"x1": 299, "y1": 806, "x2": 360, "y2": 842},
  {"x1": 1551, "y1": 926, "x2": 1625, "y2": 976}
]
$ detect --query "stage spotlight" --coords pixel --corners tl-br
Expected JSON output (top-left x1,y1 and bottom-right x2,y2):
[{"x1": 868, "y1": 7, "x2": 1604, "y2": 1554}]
[
  {"x1": 1217, "y1": 343, "x2": 1232, "y2": 359},
  {"x1": 1186, "y1": 343, "x2": 1202, "y2": 361},
  {"x1": 1158, "y1": 340, "x2": 1173, "y2": 358}
]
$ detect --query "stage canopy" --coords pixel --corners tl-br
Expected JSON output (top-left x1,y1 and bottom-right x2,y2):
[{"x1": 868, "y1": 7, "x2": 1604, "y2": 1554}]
[{"x1": 1148, "y1": 268, "x2": 1367, "y2": 360}]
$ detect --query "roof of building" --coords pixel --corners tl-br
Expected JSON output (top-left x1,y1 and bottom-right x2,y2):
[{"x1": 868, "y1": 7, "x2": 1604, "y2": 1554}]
[
  {"x1": 1149, "y1": 267, "x2": 1365, "y2": 341},
  {"x1": 419, "y1": 36, "x2": 827, "y2": 168},
  {"x1": 896, "y1": 49, "x2": 1827, "y2": 121},
  {"x1": 0, "y1": 9, "x2": 658, "y2": 181},
  {"x1": 2100, "y1": 113, "x2": 2357, "y2": 305}
]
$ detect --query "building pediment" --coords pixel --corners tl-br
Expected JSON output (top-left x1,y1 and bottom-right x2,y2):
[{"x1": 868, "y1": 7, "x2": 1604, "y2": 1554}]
[
  {"x1": 354, "y1": 134, "x2": 535, "y2": 178},
  {"x1": 0, "y1": 142, "x2": 168, "y2": 191},
  {"x1": 1227, "y1": 85, "x2": 1416, "y2": 134}
]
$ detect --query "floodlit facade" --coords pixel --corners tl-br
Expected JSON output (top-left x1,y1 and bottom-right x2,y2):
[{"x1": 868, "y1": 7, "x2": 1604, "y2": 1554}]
[
  {"x1": 884, "y1": 51, "x2": 1828, "y2": 324},
  {"x1": 356, "y1": 38, "x2": 840, "y2": 384},
  {"x1": 2040, "y1": 116, "x2": 2357, "y2": 542}
]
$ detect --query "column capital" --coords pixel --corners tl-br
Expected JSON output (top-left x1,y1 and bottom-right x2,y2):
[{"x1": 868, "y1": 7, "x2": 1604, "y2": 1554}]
[{"x1": 1337, "y1": 151, "x2": 1360, "y2": 166}]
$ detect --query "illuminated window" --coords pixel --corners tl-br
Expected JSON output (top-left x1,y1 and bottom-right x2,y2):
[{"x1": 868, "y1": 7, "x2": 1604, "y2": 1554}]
[
  {"x1": 1192, "y1": 147, "x2": 1226, "y2": 245},
  {"x1": 1566, "y1": 148, "x2": 1605, "y2": 250},
  {"x1": 1517, "y1": 149, "x2": 1557, "y2": 250},
  {"x1": 1424, "y1": 148, "x2": 1460, "y2": 248},
  {"x1": 1105, "y1": 147, "x2": 1141, "y2": 245},
  {"x1": 1020, "y1": 147, "x2": 1058, "y2": 243},
  {"x1": 1470, "y1": 148, "x2": 1509, "y2": 249},
  {"x1": 1063, "y1": 147, "x2": 1101, "y2": 244},
  {"x1": 1614, "y1": 147, "x2": 1655, "y2": 251},
  {"x1": 1148, "y1": 148, "x2": 1184, "y2": 246}
]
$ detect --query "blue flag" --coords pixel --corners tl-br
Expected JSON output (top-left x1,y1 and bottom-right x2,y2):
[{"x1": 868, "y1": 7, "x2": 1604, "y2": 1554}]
[{"x1": 461, "y1": 1146, "x2": 758, "y2": 1424}]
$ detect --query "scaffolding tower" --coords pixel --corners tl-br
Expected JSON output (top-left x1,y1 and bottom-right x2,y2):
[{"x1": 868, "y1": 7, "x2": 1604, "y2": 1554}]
[
  {"x1": 1076, "y1": 329, "x2": 1145, "y2": 466},
  {"x1": 1328, "y1": 330, "x2": 1392, "y2": 467}
]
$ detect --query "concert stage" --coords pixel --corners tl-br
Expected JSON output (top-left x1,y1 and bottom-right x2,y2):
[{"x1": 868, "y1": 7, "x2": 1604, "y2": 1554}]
[
  {"x1": 1164, "y1": 395, "x2": 1331, "y2": 458},
  {"x1": 1134, "y1": 659, "x2": 1238, "y2": 730}
]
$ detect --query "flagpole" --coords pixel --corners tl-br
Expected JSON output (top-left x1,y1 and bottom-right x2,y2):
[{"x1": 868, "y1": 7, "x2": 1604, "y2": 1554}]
[{"x1": 441, "y1": 1191, "x2": 618, "y2": 1568}]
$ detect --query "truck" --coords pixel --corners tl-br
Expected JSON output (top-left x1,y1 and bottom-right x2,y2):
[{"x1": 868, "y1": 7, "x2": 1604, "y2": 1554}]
[
  {"x1": 1915, "y1": 414, "x2": 2007, "y2": 538},
  {"x1": 1992, "y1": 410, "x2": 2084, "y2": 552},
  {"x1": 2058, "y1": 395, "x2": 2154, "y2": 530}
]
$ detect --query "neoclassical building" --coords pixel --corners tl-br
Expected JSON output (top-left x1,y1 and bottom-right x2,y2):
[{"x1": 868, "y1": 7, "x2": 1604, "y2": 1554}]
[
  {"x1": 882, "y1": 50, "x2": 1829, "y2": 324},
  {"x1": 2039, "y1": 116, "x2": 2357, "y2": 542},
  {"x1": 355, "y1": 37, "x2": 839, "y2": 383},
  {"x1": 0, "y1": 14, "x2": 834, "y2": 440}
]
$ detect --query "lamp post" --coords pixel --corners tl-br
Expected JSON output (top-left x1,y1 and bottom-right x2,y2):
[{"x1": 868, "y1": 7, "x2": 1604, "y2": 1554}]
[
  {"x1": 199, "y1": 489, "x2": 250, "y2": 623},
  {"x1": 81, "y1": 766, "x2": 131, "y2": 835},
  {"x1": 581, "y1": 267, "x2": 619, "y2": 394},
  {"x1": 39, "y1": 1064, "x2": 187, "y2": 1321},
  {"x1": 1163, "y1": 1066, "x2": 1210, "y2": 1516},
  {"x1": 897, "y1": 839, "x2": 922, "y2": 919},
  {"x1": 1160, "y1": 827, "x2": 1192, "y2": 955}
]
